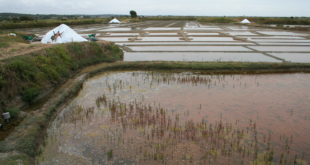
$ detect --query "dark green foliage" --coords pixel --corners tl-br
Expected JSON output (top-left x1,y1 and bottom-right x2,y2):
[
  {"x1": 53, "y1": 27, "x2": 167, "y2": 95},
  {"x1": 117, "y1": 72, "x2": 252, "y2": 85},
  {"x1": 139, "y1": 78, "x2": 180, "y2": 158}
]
[
  {"x1": 5, "y1": 107, "x2": 21, "y2": 118},
  {"x1": 21, "y1": 87, "x2": 40, "y2": 104},
  {"x1": 0, "y1": 74, "x2": 5, "y2": 90},
  {"x1": 107, "y1": 149, "x2": 113, "y2": 161},
  {"x1": 130, "y1": 10, "x2": 138, "y2": 18}
]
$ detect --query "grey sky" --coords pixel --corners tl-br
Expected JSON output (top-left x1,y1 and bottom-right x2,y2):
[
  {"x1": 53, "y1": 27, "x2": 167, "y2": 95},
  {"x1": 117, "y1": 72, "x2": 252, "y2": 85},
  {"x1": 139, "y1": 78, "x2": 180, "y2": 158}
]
[{"x1": 0, "y1": 0, "x2": 309, "y2": 16}]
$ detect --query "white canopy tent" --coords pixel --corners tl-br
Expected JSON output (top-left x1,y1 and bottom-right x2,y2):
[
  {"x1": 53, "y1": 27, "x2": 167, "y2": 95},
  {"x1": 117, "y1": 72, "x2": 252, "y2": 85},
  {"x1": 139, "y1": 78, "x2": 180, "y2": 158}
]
[
  {"x1": 41, "y1": 24, "x2": 87, "y2": 44},
  {"x1": 109, "y1": 18, "x2": 121, "y2": 24},
  {"x1": 240, "y1": 19, "x2": 251, "y2": 24}
]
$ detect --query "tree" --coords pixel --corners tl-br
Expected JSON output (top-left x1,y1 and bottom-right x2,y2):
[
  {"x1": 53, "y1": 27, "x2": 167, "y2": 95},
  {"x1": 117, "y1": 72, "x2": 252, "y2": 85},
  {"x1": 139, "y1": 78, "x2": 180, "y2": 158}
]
[
  {"x1": 130, "y1": 10, "x2": 137, "y2": 18},
  {"x1": 19, "y1": 16, "x2": 34, "y2": 21}
]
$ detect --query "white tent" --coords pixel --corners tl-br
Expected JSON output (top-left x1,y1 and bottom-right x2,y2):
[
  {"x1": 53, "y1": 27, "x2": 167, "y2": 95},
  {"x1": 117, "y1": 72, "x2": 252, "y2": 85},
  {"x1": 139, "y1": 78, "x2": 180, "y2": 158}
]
[
  {"x1": 41, "y1": 24, "x2": 87, "y2": 44},
  {"x1": 109, "y1": 18, "x2": 121, "y2": 24},
  {"x1": 240, "y1": 19, "x2": 251, "y2": 24}
]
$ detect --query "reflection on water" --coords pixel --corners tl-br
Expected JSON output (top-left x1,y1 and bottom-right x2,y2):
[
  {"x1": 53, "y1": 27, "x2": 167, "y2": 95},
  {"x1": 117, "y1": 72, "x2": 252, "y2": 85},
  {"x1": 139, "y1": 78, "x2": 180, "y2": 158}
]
[{"x1": 38, "y1": 72, "x2": 310, "y2": 165}]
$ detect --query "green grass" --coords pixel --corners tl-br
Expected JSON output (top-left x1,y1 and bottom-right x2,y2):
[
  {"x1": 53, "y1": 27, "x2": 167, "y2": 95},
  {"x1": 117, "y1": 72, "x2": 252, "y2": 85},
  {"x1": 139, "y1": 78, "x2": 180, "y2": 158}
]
[
  {"x1": 0, "y1": 34, "x2": 28, "y2": 48},
  {"x1": 88, "y1": 62, "x2": 310, "y2": 75}
]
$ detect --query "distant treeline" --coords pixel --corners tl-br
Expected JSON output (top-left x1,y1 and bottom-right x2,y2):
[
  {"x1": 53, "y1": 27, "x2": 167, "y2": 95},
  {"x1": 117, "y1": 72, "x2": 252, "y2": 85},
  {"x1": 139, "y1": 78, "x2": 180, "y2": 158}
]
[
  {"x1": 0, "y1": 13, "x2": 126, "y2": 20},
  {"x1": 0, "y1": 18, "x2": 110, "y2": 29}
]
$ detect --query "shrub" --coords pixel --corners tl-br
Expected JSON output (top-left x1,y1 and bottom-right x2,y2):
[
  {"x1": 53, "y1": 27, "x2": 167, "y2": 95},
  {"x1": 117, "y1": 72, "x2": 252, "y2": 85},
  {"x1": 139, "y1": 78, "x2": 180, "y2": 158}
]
[
  {"x1": 5, "y1": 107, "x2": 21, "y2": 118},
  {"x1": 21, "y1": 87, "x2": 40, "y2": 104},
  {"x1": 0, "y1": 74, "x2": 5, "y2": 90}
]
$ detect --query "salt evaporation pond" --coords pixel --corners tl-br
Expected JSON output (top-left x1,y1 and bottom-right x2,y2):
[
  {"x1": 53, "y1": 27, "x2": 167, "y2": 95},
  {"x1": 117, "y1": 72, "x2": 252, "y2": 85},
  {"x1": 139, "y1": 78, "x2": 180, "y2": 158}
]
[
  {"x1": 128, "y1": 46, "x2": 251, "y2": 52},
  {"x1": 38, "y1": 72, "x2": 310, "y2": 165},
  {"x1": 119, "y1": 42, "x2": 254, "y2": 46},
  {"x1": 124, "y1": 52, "x2": 279, "y2": 62}
]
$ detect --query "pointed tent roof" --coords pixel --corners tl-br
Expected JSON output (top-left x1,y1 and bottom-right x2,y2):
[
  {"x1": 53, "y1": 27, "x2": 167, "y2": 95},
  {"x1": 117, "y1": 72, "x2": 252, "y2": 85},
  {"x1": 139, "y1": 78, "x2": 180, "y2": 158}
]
[
  {"x1": 109, "y1": 18, "x2": 121, "y2": 24},
  {"x1": 240, "y1": 19, "x2": 251, "y2": 24},
  {"x1": 41, "y1": 24, "x2": 87, "y2": 44}
]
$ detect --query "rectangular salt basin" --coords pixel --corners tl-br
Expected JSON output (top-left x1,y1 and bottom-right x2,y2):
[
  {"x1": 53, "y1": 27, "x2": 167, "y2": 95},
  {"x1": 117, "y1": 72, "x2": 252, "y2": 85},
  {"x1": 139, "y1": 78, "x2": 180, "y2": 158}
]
[
  {"x1": 226, "y1": 26, "x2": 250, "y2": 30},
  {"x1": 249, "y1": 46, "x2": 310, "y2": 52},
  {"x1": 124, "y1": 52, "x2": 280, "y2": 62},
  {"x1": 99, "y1": 28, "x2": 134, "y2": 32},
  {"x1": 128, "y1": 46, "x2": 251, "y2": 52},
  {"x1": 75, "y1": 28, "x2": 103, "y2": 32},
  {"x1": 191, "y1": 37, "x2": 235, "y2": 41},
  {"x1": 247, "y1": 36, "x2": 305, "y2": 39},
  {"x1": 107, "y1": 33, "x2": 139, "y2": 36},
  {"x1": 147, "y1": 33, "x2": 178, "y2": 36},
  {"x1": 187, "y1": 33, "x2": 220, "y2": 36},
  {"x1": 226, "y1": 32, "x2": 257, "y2": 36},
  {"x1": 119, "y1": 42, "x2": 255, "y2": 46},
  {"x1": 98, "y1": 37, "x2": 130, "y2": 42},
  {"x1": 199, "y1": 25, "x2": 221, "y2": 28},
  {"x1": 141, "y1": 37, "x2": 181, "y2": 41},
  {"x1": 144, "y1": 27, "x2": 180, "y2": 31},
  {"x1": 259, "y1": 43, "x2": 310, "y2": 46},
  {"x1": 250, "y1": 39, "x2": 310, "y2": 43},
  {"x1": 270, "y1": 53, "x2": 310, "y2": 63},
  {"x1": 185, "y1": 27, "x2": 223, "y2": 31},
  {"x1": 257, "y1": 31, "x2": 307, "y2": 36}
]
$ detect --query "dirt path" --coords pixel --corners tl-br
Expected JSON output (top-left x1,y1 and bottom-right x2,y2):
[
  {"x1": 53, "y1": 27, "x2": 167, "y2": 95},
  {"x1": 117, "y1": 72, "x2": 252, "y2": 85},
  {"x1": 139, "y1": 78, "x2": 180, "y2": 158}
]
[{"x1": 0, "y1": 43, "x2": 53, "y2": 61}]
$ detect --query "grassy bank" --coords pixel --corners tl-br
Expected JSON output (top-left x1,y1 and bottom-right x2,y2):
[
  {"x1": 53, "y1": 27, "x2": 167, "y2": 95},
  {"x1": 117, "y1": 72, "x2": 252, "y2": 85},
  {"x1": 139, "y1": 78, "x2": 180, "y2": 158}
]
[
  {"x1": 1, "y1": 60, "x2": 310, "y2": 164},
  {"x1": 0, "y1": 18, "x2": 109, "y2": 29},
  {"x1": 87, "y1": 61, "x2": 310, "y2": 75},
  {"x1": 0, "y1": 42, "x2": 123, "y2": 132},
  {"x1": 0, "y1": 74, "x2": 87, "y2": 165}
]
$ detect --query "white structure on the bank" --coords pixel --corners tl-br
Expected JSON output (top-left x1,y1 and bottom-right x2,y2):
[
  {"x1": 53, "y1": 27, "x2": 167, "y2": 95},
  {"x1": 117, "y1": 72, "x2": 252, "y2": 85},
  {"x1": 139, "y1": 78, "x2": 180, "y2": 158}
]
[
  {"x1": 109, "y1": 18, "x2": 121, "y2": 24},
  {"x1": 240, "y1": 19, "x2": 251, "y2": 24},
  {"x1": 41, "y1": 24, "x2": 87, "y2": 44}
]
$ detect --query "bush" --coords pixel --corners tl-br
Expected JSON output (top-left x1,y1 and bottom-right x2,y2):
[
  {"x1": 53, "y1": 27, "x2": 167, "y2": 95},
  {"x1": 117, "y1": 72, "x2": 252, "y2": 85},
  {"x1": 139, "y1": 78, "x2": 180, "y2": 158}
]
[
  {"x1": 0, "y1": 74, "x2": 5, "y2": 90},
  {"x1": 21, "y1": 87, "x2": 40, "y2": 104},
  {"x1": 5, "y1": 107, "x2": 21, "y2": 118}
]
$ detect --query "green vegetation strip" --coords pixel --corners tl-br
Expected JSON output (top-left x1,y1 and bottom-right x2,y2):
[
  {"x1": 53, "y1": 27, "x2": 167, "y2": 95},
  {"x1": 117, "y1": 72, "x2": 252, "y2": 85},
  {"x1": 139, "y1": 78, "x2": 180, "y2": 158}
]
[
  {"x1": 0, "y1": 18, "x2": 109, "y2": 29},
  {"x1": 88, "y1": 61, "x2": 310, "y2": 75}
]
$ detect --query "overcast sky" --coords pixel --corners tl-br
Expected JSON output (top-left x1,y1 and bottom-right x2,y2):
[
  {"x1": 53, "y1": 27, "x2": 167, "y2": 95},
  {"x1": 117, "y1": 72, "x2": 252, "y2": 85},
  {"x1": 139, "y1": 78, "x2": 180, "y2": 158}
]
[{"x1": 0, "y1": 0, "x2": 309, "y2": 16}]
